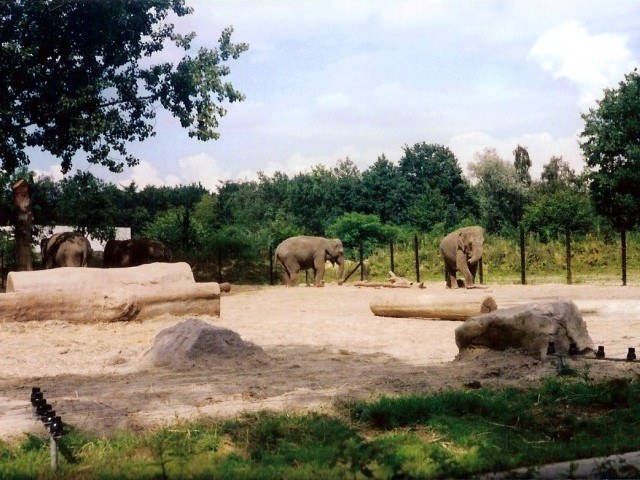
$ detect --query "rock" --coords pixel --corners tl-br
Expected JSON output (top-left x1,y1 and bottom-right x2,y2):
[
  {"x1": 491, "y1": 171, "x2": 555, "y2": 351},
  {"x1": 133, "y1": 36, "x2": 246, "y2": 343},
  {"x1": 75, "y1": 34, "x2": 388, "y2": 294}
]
[
  {"x1": 455, "y1": 300, "x2": 594, "y2": 360},
  {"x1": 144, "y1": 318, "x2": 265, "y2": 368}
]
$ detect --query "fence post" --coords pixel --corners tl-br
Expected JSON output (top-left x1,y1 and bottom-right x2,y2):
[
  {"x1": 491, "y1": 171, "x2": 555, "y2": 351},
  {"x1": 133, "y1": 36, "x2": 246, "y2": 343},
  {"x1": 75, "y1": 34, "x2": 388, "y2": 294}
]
[
  {"x1": 565, "y1": 227, "x2": 572, "y2": 285},
  {"x1": 519, "y1": 225, "x2": 526, "y2": 285},
  {"x1": 269, "y1": 244, "x2": 274, "y2": 285},
  {"x1": 359, "y1": 242, "x2": 364, "y2": 281},
  {"x1": 478, "y1": 258, "x2": 484, "y2": 284},
  {"x1": 216, "y1": 248, "x2": 222, "y2": 283},
  {"x1": 413, "y1": 234, "x2": 420, "y2": 283},
  {"x1": 621, "y1": 228, "x2": 627, "y2": 286},
  {"x1": 389, "y1": 241, "x2": 395, "y2": 274}
]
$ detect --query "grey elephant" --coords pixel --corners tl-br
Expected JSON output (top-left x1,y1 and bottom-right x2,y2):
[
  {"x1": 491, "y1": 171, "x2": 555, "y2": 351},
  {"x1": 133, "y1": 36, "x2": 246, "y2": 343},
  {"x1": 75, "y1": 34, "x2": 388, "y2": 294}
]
[
  {"x1": 275, "y1": 235, "x2": 345, "y2": 287},
  {"x1": 440, "y1": 226, "x2": 484, "y2": 289},
  {"x1": 103, "y1": 238, "x2": 172, "y2": 268},
  {"x1": 40, "y1": 231, "x2": 92, "y2": 268}
]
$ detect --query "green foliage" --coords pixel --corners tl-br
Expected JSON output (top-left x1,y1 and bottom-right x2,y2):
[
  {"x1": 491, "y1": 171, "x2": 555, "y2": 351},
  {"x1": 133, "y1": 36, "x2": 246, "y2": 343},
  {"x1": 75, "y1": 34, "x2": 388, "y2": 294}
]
[
  {"x1": 581, "y1": 68, "x2": 640, "y2": 230},
  {"x1": 0, "y1": 0, "x2": 247, "y2": 175},
  {"x1": 4, "y1": 379, "x2": 640, "y2": 478},
  {"x1": 523, "y1": 189, "x2": 597, "y2": 241},
  {"x1": 469, "y1": 148, "x2": 529, "y2": 235},
  {"x1": 327, "y1": 212, "x2": 398, "y2": 259}
]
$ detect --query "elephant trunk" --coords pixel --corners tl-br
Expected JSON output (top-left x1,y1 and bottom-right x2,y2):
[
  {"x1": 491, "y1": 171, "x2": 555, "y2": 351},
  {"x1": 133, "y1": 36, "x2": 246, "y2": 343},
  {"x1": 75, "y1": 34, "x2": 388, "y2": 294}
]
[
  {"x1": 468, "y1": 245, "x2": 483, "y2": 265},
  {"x1": 336, "y1": 256, "x2": 345, "y2": 285}
]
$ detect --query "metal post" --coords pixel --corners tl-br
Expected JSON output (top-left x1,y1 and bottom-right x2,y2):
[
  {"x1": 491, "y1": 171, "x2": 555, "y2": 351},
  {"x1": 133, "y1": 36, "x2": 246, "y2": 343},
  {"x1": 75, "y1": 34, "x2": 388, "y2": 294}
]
[
  {"x1": 413, "y1": 235, "x2": 420, "y2": 283},
  {"x1": 389, "y1": 241, "x2": 395, "y2": 274}
]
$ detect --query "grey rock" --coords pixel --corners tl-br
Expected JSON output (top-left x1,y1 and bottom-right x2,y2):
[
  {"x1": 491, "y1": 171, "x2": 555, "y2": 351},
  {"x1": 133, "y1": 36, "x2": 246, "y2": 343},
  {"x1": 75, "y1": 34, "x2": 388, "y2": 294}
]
[{"x1": 455, "y1": 300, "x2": 594, "y2": 359}]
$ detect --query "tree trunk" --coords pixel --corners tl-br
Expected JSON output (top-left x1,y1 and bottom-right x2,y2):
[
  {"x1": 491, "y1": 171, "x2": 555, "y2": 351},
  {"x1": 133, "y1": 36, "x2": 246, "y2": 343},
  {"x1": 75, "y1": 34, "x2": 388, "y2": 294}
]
[
  {"x1": 565, "y1": 227, "x2": 572, "y2": 285},
  {"x1": 621, "y1": 228, "x2": 627, "y2": 286},
  {"x1": 370, "y1": 296, "x2": 497, "y2": 321},
  {"x1": 389, "y1": 241, "x2": 395, "y2": 274},
  {"x1": 11, "y1": 179, "x2": 33, "y2": 271}
]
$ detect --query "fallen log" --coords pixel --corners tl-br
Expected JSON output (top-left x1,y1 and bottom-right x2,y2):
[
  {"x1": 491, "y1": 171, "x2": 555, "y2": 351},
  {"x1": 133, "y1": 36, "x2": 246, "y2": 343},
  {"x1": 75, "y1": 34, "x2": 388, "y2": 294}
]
[
  {"x1": 6, "y1": 262, "x2": 195, "y2": 293},
  {"x1": 370, "y1": 296, "x2": 497, "y2": 321},
  {"x1": 354, "y1": 281, "x2": 411, "y2": 288},
  {"x1": 0, "y1": 282, "x2": 222, "y2": 323}
]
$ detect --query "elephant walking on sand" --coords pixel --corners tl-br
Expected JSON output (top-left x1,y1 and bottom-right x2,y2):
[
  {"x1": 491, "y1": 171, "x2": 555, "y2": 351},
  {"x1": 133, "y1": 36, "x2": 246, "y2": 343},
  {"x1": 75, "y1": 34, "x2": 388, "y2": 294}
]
[
  {"x1": 40, "y1": 231, "x2": 92, "y2": 268},
  {"x1": 275, "y1": 236, "x2": 345, "y2": 287},
  {"x1": 440, "y1": 226, "x2": 484, "y2": 289}
]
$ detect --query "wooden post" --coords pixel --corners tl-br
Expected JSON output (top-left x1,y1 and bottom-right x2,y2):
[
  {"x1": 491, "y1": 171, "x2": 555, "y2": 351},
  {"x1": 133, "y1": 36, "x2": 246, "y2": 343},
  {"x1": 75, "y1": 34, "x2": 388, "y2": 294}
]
[
  {"x1": 413, "y1": 234, "x2": 420, "y2": 283},
  {"x1": 359, "y1": 242, "x2": 364, "y2": 281},
  {"x1": 389, "y1": 241, "x2": 395, "y2": 274},
  {"x1": 519, "y1": 225, "x2": 526, "y2": 285},
  {"x1": 565, "y1": 227, "x2": 572, "y2": 285},
  {"x1": 12, "y1": 179, "x2": 33, "y2": 271},
  {"x1": 478, "y1": 258, "x2": 484, "y2": 284},
  {"x1": 621, "y1": 228, "x2": 627, "y2": 287},
  {"x1": 50, "y1": 436, "x2": 58, "y2": 471}
]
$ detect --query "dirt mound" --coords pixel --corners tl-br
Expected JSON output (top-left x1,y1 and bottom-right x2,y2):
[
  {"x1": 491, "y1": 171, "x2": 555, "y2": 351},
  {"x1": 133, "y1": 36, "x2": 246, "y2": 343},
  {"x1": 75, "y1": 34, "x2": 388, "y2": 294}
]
[{"x1": 144, "y1": 318, "x2": 267, "y2": 369}]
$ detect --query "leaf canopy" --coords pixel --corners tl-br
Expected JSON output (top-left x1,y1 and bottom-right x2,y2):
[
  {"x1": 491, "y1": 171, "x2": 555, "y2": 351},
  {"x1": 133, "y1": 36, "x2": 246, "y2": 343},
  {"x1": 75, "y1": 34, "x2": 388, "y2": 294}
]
[{"x1": 0, "y1": 0, "x2": 248, "y2": 175}]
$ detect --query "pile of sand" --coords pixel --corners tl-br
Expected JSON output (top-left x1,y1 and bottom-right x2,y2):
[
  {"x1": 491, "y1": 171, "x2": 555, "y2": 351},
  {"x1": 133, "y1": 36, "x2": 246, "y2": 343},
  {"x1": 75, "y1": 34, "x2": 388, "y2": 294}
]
[{"x1": 143, "y1": 318, "x2": 267, "y2": 369}]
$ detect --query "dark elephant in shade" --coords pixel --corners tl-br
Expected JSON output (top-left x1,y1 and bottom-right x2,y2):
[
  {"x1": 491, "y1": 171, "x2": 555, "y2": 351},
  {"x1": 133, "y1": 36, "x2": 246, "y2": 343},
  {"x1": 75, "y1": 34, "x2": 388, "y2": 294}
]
[
  {"x1": 103, "y1": 238, "x2": 172, "y2": 268},
  {"x1": 275, "y1": 235, "x2": 345, "y2": 287},
  {"x1": 41, "y1": 231, "x2": 92, "y2": 268},
  {"x1": 440, "y1": 226, "x2": 484, "y2": 289}
]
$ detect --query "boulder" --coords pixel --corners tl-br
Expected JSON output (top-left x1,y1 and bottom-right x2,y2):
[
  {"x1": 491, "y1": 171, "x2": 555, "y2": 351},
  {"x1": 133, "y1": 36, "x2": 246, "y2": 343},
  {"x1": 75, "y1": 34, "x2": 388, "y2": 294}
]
[
  {"x1": 455, "y1": 300, "x2": 594, "y2": 359},
  {"x1": 144, "y1": 318, "x2": 265, "y2": 368}
]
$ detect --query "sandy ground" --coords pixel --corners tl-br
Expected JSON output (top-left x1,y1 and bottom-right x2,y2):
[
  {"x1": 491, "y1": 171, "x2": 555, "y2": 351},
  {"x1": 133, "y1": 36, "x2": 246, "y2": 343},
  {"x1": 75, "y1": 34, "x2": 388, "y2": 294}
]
[{"x1": 2, "y1": 281, "x2": 640, "y2": 440}]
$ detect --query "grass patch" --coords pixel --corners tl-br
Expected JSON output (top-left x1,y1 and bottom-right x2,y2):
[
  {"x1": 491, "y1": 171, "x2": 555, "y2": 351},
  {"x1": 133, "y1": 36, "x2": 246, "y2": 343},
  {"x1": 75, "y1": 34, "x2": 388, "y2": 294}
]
[{"x1": 2, "y1": 378, "x2": 640, "y2": 478}]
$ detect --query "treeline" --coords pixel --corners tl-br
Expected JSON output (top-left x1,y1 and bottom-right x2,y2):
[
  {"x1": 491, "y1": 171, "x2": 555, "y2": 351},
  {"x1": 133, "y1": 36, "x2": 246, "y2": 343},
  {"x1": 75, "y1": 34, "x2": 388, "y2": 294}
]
[{"x1": 0, "y1": 142, "x2": 623, "y2": 274}]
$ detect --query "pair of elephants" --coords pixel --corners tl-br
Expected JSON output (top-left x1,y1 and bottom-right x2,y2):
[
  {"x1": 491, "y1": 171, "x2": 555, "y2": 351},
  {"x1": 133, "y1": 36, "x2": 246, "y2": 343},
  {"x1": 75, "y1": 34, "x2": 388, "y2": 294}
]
[
  {"x1": 275, "y1": 226, "x2": 484, "y2": 289},
  {"x1": 40, "y1": 232, "x2": 172, "y2": 269}
]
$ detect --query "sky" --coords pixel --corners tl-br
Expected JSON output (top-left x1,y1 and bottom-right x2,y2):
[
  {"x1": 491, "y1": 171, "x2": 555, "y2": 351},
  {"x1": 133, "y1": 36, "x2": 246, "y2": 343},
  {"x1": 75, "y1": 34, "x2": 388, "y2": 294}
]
[{"x1": 31, "y1": 0, "x2": 640, "y2": 192}]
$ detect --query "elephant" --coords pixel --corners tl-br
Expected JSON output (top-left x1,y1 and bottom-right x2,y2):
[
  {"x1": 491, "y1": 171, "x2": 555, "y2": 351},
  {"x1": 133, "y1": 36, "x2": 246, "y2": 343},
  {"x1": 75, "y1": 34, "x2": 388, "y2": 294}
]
[
  {"x1": 440, "y1": 226, "x2": 484, "y2": 289},
  {"x1": 275, "y1": 235, "x2": 345, "y2": 287},
  {"x1": 103, "y1": 238, "x2": 172, "y2": 268},
  {"x1": 40, "y1": 231, "x2": 92, "y2": 268}
]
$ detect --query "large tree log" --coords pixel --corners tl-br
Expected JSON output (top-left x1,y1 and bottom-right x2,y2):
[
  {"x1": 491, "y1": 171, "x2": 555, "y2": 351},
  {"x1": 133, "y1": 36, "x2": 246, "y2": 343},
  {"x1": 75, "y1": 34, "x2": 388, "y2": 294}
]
[
  {"x1": 7, "y1": 262, "x2": 196, "y2": 293},
  {"x1": 370, "y1": 296, "x2": 497, "y2": 321},
  {"x1": 0, "y1": 282, "x2": 222, "y2": 323}
]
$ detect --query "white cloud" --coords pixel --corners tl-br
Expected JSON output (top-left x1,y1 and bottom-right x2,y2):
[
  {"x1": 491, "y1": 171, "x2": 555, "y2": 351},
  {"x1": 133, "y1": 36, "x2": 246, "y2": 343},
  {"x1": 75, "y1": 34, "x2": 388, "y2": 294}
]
[
  {"x1": 529, "y1": 21, "x2": 636, "y2": 107},
  {"x1": 177, "y1": 153, "x2": 234, "y2": 191},
  {"x1": 118, "y1": 160, "x2": 181, "y2": 189},
  {"x1": 449, "y1": 131, "x2": 584, "y2": 180}
]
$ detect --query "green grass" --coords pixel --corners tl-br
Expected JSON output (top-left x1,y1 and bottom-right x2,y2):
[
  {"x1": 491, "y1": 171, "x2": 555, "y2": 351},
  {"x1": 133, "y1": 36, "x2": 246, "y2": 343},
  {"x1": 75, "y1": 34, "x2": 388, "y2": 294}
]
[{"x1": 3, "y1": 378, "x2": 640, "y2": 479}]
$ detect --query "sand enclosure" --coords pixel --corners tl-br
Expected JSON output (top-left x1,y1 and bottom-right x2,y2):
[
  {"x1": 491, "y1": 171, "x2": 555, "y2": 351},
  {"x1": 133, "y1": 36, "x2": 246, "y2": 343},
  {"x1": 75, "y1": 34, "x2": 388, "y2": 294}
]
[{"x1": 2, "y1": 282, "x2": 640, "y2": 439}]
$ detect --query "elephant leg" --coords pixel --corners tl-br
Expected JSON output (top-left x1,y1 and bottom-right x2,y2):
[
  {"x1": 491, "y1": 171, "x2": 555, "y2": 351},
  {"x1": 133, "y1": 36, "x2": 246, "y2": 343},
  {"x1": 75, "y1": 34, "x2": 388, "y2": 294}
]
[
  {"x1": 313, "y1": 257, "x2": 326, "y2": 287},
  {"x1": 281, "y1": 259, "x2": 299, "y2": 287},
  {"x1": 444, "y1": 262, "x2": 457, "y2": 289},
  {"x1": 468, "y1": 261, "x2": 478, "y2": 286},
  {"x1": 456, "y1": 251, "x2": 474, "y2": 288}
]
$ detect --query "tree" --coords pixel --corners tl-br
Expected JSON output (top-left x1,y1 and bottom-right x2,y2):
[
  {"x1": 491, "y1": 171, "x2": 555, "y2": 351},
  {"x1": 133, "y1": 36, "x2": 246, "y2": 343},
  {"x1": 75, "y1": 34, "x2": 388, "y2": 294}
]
[
  {"x1": 513, "y1": 145, "x2": 532, "y2": 185},
  {"x1": 468, "y1": 148, "x2": 527, "y2": 235},
  {"x1": 540, "y1": 156, "x2": 577, "y2": 194},
  {"x1": 512, "y1": 145, "x2": 533, "y2": 284},
  {"x1": 360, "y1": 155, "x2": 411, "y2": 225},
  {"x1": 580, "y1": 69, "x2": 640, "y2": 285},
  {"x1": 523, "y1": 189, "x2": 597, "y2": 283},
  {"x1": 0, "y1": 0, "x2": 248, "y2": 175}
]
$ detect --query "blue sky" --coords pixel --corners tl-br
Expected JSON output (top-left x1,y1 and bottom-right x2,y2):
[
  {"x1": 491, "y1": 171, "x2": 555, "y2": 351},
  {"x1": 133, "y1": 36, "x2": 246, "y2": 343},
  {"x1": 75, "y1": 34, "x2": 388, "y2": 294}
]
[{"x1": 32, "y1": 0, "x2": 640, "y2": 191}]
